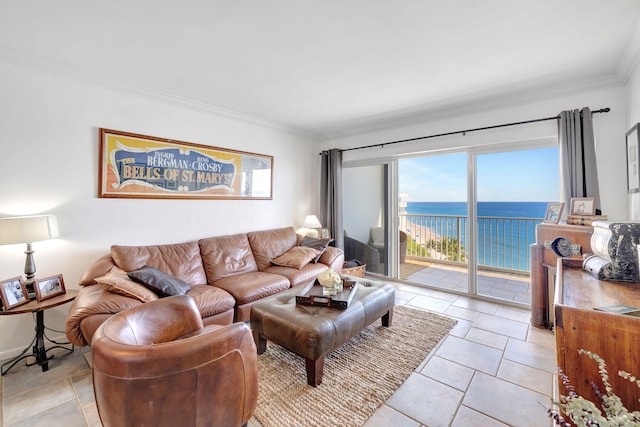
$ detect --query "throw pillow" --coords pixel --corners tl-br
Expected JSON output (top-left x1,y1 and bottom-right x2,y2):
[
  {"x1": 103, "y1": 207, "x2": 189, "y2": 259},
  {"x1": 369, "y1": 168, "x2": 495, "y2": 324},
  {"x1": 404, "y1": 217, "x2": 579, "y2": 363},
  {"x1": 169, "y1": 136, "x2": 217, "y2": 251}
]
[
  {"x1": 95, "y1": 267, "x2": 159, "y2": 303},
  {"x1": 128, "y1": 266, "x2": 191, "y2": 298},
  {"x1": 300, "y1": 236, "x2": 334, "y2": 262},
  {"x1": 271, "y1": 246, "x2": 319, "y2": 269}
]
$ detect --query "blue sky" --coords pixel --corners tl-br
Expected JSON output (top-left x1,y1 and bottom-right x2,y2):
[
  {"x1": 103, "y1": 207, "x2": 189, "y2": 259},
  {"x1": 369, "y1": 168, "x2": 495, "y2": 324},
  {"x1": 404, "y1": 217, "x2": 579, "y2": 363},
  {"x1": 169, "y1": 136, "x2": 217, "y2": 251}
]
[{"x1": 399, "y1": 147, "x2": 559, "y2": 202}]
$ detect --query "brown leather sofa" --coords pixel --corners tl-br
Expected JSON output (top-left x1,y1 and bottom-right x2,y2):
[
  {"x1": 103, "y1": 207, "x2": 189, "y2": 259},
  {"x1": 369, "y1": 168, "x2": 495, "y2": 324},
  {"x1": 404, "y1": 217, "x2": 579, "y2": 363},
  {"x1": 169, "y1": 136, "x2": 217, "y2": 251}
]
[
  {"x1": 92, "y1": 294, "x2": 258, "y2": 427},
  {"x1": 66, "y1": 226, "x2": 344, "y2": 347}
]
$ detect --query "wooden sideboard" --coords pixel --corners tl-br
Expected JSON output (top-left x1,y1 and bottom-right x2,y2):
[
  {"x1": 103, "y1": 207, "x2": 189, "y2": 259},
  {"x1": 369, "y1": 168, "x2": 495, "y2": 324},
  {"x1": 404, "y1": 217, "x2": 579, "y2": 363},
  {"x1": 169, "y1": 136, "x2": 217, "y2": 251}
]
[
  {"x1": 530, "y1": 223, "x2": 593, "y2": 329},
  {"x1": 555, "y1": 258, "x2": 640, "y2": 412}
]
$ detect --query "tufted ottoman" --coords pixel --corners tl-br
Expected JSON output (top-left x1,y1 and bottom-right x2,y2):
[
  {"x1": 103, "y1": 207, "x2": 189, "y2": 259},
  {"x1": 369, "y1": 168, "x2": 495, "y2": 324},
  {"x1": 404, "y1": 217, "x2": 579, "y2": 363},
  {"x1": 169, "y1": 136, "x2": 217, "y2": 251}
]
[{"x1": 250, "y1": 280, "x2": 395, "y2": 386}]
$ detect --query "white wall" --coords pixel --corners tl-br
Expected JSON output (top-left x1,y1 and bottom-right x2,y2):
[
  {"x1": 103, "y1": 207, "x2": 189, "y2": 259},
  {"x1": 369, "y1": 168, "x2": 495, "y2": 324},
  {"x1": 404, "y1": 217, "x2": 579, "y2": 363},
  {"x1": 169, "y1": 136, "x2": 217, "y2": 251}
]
[
  {"x1": 0, "y1": 60, "x2": 318, "y2": 357},
  {"x1": 321, "y1": 86, "x2": 629, "y2": 222}
]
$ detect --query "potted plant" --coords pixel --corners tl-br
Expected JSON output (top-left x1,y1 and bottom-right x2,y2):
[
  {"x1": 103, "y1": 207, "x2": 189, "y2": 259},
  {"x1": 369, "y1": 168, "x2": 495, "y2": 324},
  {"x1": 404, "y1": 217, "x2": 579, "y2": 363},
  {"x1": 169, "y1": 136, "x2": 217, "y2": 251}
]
[{"x1": 548, "y1": 349, "x2": 640, "y2": 426}]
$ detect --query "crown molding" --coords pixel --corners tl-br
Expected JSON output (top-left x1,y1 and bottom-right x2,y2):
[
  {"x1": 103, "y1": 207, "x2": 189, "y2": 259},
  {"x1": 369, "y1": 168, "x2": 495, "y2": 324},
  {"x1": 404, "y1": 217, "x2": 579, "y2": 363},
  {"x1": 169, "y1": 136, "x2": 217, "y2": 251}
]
[
  {"x1": 318, "y1": 74, "x2": 623, "y2": 141},
  {"x1": 0, "y1": 46, "x2": 318, "y2": 140},
  {"x1": 615, "y1": 16, "x2": 640, "y2": 84}
]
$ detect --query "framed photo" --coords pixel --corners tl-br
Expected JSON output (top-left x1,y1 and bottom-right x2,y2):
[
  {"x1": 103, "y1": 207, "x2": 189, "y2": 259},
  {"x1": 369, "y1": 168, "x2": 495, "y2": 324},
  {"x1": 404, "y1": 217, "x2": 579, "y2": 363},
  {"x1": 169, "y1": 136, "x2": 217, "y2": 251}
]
[
  {"x1": 34, "y1": 274, "x2": 66, "y2": 302},
  {"x1": 627, "y1": 123, "x2": 640, "y2": 193},
  {"x1": 543, "y1": 202, "x2": 564, "y2": 224},
  {"x1": 321, "y1": 228, "x2": 331, "y2": 239},
  {"x1": 99, "y1": 128, "x2": 273, "y2": 200},
  {"x1": 569, "y1": 197, "x2": 595, "y2": 215},
  {"x1": 0, "y1": 277, "x2": 29, "y2": 310}
]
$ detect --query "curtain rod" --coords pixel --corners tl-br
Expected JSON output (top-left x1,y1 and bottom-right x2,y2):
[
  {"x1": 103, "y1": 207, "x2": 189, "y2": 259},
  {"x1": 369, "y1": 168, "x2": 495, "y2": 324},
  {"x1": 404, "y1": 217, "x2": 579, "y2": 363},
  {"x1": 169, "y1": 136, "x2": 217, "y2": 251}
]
[{"x1": 337, "y1": 107, "x2": 610, "y2": 153}]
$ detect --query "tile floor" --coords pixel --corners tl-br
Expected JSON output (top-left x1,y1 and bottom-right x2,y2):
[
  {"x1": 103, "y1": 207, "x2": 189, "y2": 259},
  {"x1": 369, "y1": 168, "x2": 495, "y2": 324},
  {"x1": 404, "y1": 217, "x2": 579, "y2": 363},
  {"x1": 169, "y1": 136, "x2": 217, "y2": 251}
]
[{"x1": 0, "y1": 281, "x2": 556, "y2": 427}]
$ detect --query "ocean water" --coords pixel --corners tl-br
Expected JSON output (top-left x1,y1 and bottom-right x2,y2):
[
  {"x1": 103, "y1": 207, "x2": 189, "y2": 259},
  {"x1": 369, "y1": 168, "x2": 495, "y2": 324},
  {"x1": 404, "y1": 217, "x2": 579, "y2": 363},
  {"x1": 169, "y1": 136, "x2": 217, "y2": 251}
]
[{"x1": 405, "y1": 201, "x2": 549, "y2": 271}]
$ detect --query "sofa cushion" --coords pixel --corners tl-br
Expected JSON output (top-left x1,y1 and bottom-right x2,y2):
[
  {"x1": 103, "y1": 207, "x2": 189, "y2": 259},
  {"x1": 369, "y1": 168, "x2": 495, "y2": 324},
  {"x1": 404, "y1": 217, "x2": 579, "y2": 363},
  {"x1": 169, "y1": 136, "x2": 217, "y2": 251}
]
[
  {"x1": 186, "y1": 284, "x2": 236, "y2": 318},
  {"x1": 199, "y1": 234, "x2": 259, "y2": 282},
  {"x1": 111, "y1": 241, "x2": 207, "y2": 286},
  {"x1": 213, "y1": 271, "x2": 290, "y2": 305},
  {"x1": 271, "y1": 246, "x2": 319, "y2": 269},
  {"x1": 263, "y1": 262, "x2": 328, "y2": 288},
  {"x1": 300, "y1": 236, "x2": 334, "y2": 262},
  {"x1": 95, "y1": 267, "x2": 159, "y2": 303},
  {"x1": 247, "y1": 227, "x2": 298, "y2": 271},
  {"x1": 128, "y1": 266, "x2": 191, "y2": 298}
]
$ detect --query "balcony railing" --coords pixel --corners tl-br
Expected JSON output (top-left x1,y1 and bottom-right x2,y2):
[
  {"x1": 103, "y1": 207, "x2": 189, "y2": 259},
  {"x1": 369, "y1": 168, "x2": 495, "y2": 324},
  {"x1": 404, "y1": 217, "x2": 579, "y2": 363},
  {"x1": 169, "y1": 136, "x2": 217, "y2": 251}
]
[{"x1": 399, "y1": 213, "x2": 542, "y2": 275}]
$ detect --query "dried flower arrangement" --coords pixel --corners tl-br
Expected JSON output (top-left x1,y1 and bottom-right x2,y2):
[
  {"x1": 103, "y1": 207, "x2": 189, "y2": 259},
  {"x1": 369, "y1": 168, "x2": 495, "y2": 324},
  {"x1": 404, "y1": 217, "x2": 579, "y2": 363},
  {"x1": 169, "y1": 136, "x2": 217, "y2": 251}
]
[{"x1": 547, "y1": 349, "x2": 640, "y2": 426}]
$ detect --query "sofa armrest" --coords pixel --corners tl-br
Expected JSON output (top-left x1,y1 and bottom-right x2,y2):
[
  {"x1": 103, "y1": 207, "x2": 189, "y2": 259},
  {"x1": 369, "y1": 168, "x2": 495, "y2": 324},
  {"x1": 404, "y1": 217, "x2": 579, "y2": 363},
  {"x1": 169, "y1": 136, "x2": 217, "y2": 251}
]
[
  {"x1": 79, "y1": 254, "x2": 116, "y2": 286},
  {"x1": 319, "y1": 246, "x2": 344, "y2": 271}
]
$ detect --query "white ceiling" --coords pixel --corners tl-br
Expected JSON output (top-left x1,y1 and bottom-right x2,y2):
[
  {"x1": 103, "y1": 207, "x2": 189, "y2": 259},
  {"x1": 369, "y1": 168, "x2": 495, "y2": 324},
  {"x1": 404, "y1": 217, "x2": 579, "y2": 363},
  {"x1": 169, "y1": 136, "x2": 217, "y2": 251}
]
[{"x1": 2, "y1": 1, "x2": 640, "y2": 138}]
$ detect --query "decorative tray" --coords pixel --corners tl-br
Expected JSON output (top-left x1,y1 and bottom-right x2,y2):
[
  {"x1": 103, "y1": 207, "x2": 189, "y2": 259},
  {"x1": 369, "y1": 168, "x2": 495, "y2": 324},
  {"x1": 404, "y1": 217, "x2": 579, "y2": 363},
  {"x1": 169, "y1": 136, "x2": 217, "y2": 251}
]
[{"x1": 295, "y1": 279, "x2": 359, "y2": 309}]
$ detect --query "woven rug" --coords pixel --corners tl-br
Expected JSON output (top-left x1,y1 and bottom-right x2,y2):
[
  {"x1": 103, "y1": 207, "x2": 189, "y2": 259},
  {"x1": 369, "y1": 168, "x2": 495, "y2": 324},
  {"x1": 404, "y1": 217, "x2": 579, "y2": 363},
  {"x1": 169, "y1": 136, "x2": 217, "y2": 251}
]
[{"x1": 253, "y1": 305, "x2": 457, "y2": 427}]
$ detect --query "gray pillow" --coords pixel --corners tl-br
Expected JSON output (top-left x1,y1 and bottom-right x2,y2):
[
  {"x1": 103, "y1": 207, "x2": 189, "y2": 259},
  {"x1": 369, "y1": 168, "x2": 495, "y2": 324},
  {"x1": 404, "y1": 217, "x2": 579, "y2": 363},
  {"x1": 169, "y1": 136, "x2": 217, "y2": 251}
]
[
  {"x1": 300, "y1": 236, "x2": 334, "y2": 263},
  {"x1": 127, "y1": 266, "x2": 190, "y2": 298}
]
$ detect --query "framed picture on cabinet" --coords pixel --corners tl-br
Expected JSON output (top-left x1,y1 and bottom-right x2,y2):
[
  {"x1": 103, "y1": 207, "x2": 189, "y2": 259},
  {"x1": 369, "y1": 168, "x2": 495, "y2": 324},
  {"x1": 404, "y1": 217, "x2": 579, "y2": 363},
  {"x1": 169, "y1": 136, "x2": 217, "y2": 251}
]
[
  {"x1": 569, "y1": 197, "x2": 595, "y2": 216},
  {"x1": 543, "y1": 202, "x2": 564, "y2": 224}
]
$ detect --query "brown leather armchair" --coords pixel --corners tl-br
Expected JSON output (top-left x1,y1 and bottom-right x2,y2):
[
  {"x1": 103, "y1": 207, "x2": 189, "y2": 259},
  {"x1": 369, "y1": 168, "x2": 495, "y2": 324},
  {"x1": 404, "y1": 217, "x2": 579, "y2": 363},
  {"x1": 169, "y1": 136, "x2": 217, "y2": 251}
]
[{"x1": 91, "y1": 295, "x2": 258, "y2": 427}]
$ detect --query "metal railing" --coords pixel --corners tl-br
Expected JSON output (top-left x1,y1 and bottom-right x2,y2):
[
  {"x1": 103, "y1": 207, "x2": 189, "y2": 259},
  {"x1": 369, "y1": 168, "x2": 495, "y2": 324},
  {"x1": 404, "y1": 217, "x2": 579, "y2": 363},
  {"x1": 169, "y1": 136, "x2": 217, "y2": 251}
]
[{"x1": 399, "y1": 214, "x2": 542, "y2": 275}]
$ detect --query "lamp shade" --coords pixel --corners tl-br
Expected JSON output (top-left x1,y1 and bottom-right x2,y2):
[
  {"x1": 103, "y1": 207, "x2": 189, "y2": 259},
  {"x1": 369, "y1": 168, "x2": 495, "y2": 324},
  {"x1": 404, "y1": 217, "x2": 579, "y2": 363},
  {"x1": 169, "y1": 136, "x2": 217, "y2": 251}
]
[
  {"x1": 0, "y1": 215, "x2": 60, "y2": 245},
  {"x1": 302, "y1": 215, "x2": 322, "y2": 229}
]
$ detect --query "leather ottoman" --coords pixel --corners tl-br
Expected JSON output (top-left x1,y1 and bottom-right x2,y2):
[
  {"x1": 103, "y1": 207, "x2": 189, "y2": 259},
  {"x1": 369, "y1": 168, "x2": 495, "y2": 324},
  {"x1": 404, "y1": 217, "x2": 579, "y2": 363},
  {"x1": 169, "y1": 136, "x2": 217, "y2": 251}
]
[{"x1": 250, "y1": 280, "x2": 395, "y2": 386}]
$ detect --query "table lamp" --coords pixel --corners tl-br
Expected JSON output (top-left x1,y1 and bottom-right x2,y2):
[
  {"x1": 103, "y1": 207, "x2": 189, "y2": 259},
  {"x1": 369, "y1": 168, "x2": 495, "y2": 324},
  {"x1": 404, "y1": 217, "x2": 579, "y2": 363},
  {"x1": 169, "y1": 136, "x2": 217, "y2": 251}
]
[
  {"x1": 0, "y1": 215, "x2": 60, "y2": 295},
  {"x1": 300, "y1": 215, "x2": 323, "y2": 238}
]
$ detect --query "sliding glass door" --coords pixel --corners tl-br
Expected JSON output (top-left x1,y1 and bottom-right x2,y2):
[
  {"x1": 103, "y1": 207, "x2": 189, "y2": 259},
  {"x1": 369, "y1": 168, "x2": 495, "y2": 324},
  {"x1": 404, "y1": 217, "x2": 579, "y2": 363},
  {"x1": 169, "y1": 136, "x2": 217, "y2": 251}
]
[
  {"x1": 342, "y1": 164, "x2": 389, "y2": 276},
  {"x1": 398, "y1": 153, "x2": 469, "y2": 291}
]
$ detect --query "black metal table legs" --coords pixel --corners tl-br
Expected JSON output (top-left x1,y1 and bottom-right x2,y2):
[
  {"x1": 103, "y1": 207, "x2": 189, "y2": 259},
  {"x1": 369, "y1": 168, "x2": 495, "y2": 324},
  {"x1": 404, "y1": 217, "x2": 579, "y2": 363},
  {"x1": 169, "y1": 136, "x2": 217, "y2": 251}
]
[{"x1": 1, "y1": 310, "x2": 74, "y2": 376}]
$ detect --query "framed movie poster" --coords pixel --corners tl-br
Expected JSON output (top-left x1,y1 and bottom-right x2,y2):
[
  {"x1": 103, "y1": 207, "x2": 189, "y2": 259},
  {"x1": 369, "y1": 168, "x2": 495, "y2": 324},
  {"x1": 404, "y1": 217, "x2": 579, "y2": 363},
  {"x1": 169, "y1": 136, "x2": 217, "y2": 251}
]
[{"x1": 99, "y1": 128, "x2": 273, "y2": 200}]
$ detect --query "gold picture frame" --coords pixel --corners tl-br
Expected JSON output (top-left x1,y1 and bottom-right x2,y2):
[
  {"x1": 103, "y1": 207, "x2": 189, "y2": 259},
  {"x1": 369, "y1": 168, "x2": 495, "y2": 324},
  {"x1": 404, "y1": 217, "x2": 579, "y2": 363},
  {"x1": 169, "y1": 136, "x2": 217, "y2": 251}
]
[{"x1": 98, "y1": 128, "x2": 273, "y2": 200}]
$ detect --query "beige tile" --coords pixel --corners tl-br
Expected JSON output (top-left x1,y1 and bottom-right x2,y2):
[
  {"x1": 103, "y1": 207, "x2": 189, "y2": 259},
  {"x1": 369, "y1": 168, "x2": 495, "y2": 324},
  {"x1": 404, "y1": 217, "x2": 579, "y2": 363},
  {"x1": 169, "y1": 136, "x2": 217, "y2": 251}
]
[
  {"x1": 81, "y1": 403, "x2": 103, "y2": 427},
  {"x1": 406, "y1": 295, "x2": 452, "y2": 313},
  {"x1": 495, "y1": 305, "x2": 531, "y2": 323},
  {"x1": 503, "y1": 337, "x2": 557, "y2": 373},
  {"x1": 448, "y1": 318, "x2": 473, "y2": 338},
  {"x1": 363, "y1": 405, "x2": 421, "y2": 427},
  {"x1": 435, "y1": 335, "x2": 503, "y2": 375},
  {"x1": 421, "y1": 356, "x2": 475, "y2": 391},
  {"x1": 445, "y1": 305, "x2": 480, "y2": 322},
  {"x1": 498, "y1": 359, "x2": 553, "y2": 395},
  {"x1": 463, "y1": 372, "x2": 551, "y2": 427},
  {"x1": 464, "y1": 327, "x2": 508, "y2": 350},
  {"x1": 452, "y1": 296, "x2": 500, "y2": 314},
  {"x1": 6, "y1": 396, "x2": 84, "y2": 427},
  {"x1": 474, "y1": 312, "x2": 528, "y2": 340},
  {"x1": 4, "y1": 378, "x2": 75, "y2": 425},
  {"x1": 526, "y1": 325, "x2": 555, "y2": 348},
  {"x1": 386, "y1": 373, "x2": 463, "y2": 427},
  {"x1": 451, "y1": 405, "x2": 509, "y2": 427},
  {"x1": 70, "y1": 369, "x2": 95, "y2": 406}
]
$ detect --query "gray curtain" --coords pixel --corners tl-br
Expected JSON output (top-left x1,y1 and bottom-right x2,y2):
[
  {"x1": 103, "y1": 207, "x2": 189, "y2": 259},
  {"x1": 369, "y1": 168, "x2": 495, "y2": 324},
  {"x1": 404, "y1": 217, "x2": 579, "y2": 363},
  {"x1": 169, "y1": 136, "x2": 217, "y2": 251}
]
[
  {"x1": 559, "y1": 107, "x2": 601, "y2": 214},
  {"x1": 320, "y1": 149, "x2": 343, "y2": 249}
]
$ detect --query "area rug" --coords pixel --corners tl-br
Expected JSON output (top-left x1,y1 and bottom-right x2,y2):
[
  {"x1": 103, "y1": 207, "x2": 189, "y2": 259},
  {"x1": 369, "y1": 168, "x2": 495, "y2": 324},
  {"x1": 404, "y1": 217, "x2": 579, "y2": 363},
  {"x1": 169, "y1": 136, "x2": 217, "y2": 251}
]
[{"x1": 253, "y1": 305, "x2": 457, "y2": 427}]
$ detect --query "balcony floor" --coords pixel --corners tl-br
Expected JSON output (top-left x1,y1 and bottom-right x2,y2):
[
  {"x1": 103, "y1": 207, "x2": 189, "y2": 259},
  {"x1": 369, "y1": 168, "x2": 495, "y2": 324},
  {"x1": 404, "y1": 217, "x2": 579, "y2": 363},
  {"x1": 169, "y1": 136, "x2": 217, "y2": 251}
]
[{"x1": 400, "y1": 261, "x2": 531, "y2": 305}]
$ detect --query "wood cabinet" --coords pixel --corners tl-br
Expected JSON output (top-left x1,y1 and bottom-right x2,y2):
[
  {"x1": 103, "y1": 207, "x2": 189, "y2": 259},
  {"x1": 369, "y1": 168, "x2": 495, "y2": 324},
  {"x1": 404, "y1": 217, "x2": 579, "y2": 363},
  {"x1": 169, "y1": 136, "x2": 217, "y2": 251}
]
[
  {"x1": 554, "y1": 258, "x2": 640, "y2": 412},
  {"x1": 530, "y1": 223, "x2": 593, "y2": 329}
]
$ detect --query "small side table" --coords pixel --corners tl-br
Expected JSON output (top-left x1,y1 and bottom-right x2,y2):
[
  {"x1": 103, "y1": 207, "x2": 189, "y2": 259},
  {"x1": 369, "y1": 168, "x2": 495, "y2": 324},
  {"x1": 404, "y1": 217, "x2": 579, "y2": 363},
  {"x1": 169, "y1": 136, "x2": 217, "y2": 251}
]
[{"x1": 0, "y1": 289, "x2": 77, "y2": 375}]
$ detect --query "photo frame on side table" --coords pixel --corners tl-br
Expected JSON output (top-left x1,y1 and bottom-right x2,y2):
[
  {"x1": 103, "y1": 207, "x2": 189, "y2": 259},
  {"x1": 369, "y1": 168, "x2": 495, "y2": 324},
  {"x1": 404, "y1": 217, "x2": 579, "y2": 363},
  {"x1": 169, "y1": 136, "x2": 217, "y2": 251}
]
[
  {"x1": 0, "y1": 276, "x2": 29, "y2": 310},
  {"x1": 627, "y1": 123, "x2": 640, "y2": 193},
  {"x1": 569, "y1": 197, "x2": 595, "y2": 215},
  {"x1": 543, "y1": 202, "x2": 564, "y2": 224},
  {"x1": 321, "y1": 228, "x2": 331, "y2": 239},
  {"x1": 34, "y1": 274, "x2": 65, "y2": 302}
]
